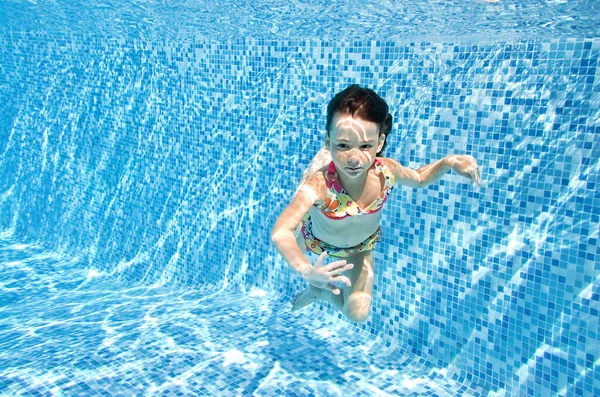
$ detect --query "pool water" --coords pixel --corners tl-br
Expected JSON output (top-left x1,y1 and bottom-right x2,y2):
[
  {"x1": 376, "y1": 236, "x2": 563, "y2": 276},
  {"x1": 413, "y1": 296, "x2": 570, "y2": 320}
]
[
  {"x1": 0, "y1": 1, "x2": 599, "y2": 396},
  {"x1": 1, "y1": 236, "x2": 491, "y2": 396}
]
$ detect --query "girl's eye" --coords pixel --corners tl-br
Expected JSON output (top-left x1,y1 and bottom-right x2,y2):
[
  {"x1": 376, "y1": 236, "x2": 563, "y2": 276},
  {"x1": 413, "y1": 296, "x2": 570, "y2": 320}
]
[{"x1": 337, "y1": 144, "x2": 372, "y2": 150}]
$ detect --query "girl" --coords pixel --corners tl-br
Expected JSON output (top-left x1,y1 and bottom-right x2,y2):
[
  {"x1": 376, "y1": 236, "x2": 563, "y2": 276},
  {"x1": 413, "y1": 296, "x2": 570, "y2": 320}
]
[{"x1": 271, "y1": 85, "x2": 481, "y2": 323}]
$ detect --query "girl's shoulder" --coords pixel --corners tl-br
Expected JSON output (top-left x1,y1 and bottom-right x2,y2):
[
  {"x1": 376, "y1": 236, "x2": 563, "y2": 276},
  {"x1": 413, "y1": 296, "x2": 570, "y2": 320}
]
[
  {"x1": 375, "y1": 156, "x2": 399, "y2": 168},
  {"x1": 303, "y1": 169, "x2": 327, "y2": 184},
  {"x1": 376, "y1": 157, "x2": 402, "y2": 172},
  {"x1": 373, "y1": 157, "x2": 398, "y2": 185},
  {"x1": 297, "y1": 167, "x2": 328, "y2": 204},
  {"x1": 306, "y1": 167, "x2": 328, "y2": 189}
]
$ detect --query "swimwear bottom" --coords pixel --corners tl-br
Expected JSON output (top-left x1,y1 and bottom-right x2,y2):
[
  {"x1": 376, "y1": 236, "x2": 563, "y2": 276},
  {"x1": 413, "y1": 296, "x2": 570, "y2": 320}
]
[{"x1": 300, "y1": 213, "x2": 381, "y2": 258}]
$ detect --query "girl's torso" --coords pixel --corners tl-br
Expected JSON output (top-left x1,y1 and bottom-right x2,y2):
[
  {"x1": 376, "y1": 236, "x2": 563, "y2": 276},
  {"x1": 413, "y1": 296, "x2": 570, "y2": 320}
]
[{"x1": 309, "y1": 158, "x2": 394, "y2": 248}]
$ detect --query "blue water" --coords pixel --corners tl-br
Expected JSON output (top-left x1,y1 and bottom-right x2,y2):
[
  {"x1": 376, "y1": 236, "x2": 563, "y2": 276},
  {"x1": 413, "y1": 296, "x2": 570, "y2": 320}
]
[
  {"x1": 1, "y1": 1, "x2": 599, "y2": 396},
  {"x1": 0, "y1": 236, "x2": 488, "y2": 396}
]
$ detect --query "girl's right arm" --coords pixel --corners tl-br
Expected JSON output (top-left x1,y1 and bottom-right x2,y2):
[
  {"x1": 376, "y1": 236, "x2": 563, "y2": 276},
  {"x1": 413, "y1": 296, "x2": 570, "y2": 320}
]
[
  {"x1": 270, "y1": 174, "x2": 326, "y2": 275},
  {"x1": 272, "y1": 173, "x2": 355, "y2": 294}
]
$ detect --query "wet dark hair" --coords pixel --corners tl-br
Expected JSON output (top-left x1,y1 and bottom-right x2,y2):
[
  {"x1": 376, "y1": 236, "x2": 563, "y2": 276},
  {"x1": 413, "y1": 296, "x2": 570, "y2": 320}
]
[{"x1": 326, "y1": 84, "x2": 393, "y2": 156}]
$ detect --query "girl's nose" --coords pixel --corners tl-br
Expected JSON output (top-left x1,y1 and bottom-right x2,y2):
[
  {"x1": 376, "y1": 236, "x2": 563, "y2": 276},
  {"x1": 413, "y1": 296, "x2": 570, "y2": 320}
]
[{"x1": 348, "y1": 148, "x2": 363, "y2": 164}]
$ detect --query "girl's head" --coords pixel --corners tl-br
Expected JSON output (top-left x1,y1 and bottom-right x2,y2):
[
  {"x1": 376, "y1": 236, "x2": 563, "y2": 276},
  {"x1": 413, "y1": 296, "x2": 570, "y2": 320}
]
[
  {"x1": 326, "y1": 85, "x2": 392, "y2": 156},
  {"x1": 324, "y1": 85, "x2": 393, "y2": 179}
]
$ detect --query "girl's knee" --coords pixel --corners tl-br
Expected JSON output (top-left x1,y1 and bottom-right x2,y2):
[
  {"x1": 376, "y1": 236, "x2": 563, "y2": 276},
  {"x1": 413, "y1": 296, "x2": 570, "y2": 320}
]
[
  {"x1": 346, "y1": 309, "x2": 370, "y2": 323},
  {"x1": 344, "y1": 292, "x2": 372, "y2": 323}
]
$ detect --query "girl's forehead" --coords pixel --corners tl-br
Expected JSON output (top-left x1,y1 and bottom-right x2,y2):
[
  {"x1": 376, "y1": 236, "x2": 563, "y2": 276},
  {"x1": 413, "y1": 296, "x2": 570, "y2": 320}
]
[{"x1": 331, "y1": 114, "x2": 379, "y2": 141}]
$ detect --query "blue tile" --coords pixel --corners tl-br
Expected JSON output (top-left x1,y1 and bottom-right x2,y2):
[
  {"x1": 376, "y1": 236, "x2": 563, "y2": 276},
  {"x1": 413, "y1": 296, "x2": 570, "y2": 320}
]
[{"x1": 0, "y1": 31, "x2": 599, "y2": 397}]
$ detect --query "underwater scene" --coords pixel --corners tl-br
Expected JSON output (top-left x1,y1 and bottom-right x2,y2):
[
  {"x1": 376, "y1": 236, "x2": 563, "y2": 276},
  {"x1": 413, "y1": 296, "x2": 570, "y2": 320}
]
[{"x1": 0, "y1": 1, "x2": 599, "y2": 396}]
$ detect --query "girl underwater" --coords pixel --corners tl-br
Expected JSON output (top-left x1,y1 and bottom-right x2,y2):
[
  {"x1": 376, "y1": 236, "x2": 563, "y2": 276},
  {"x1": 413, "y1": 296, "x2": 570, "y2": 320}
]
[{"x1": 271, "y1": 84, "x2": 481, "y2": 322}]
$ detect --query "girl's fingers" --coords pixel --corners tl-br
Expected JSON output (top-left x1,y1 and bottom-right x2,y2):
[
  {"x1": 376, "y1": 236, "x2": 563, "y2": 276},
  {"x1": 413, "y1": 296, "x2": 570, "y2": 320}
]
[
  {"x1": 327, "y1": 282, "x2": 345, "y2": 295},
  {"x1": 323, "y1": 259, "x2": 347, "y2": 271},
  {"x1": 462, "y1": 163, "x2": 481, "y2": 185},
  {"x1": 314, "y1": 251, "x2": 327, "y2": 268},
  {"x1": 473, "y1": 166, "x2": 482, "y2": 185},
  {"x1": 332, "y1": 275, "x2": 352, "y2": 287},
  {"x1": 328, "y1": 263, "x2": 354, "y2": 276}
]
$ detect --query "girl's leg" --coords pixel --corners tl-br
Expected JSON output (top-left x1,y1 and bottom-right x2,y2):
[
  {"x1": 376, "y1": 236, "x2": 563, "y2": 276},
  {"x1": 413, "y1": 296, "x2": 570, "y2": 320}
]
[
  {"x1": 339, "y1": 251, "x2": 374, "y2": 322},
  {"x1": 291, "y1": 283, "x2": 345, "y2": 312},
  {"x1": 292, "y1": 251, "x2": 374, "y2": 323}
]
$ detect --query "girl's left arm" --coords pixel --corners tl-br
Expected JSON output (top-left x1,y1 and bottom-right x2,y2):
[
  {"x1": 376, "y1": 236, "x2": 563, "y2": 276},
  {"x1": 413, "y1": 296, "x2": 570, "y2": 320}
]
[{"x1": 382, "y1": 155, "x2": 481, "y2": 188}]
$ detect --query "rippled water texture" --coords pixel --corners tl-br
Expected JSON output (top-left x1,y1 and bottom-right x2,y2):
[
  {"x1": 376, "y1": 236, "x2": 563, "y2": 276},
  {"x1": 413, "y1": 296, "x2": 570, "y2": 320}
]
[
  {"x1": 0, "y1": 235, "x2": 492, "y2": 396},
  {"x1": 0, "y1": 0, "x2": 599, "y2": 396},
  {"x1": 0, "y1": 0, "x2": 599, "y2": 42}
]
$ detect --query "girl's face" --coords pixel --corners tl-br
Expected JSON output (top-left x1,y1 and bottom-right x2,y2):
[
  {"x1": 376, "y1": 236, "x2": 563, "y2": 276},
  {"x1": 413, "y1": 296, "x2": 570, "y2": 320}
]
[{"x1": 325, "y1": 113, "x2": 385, "y2": 180}]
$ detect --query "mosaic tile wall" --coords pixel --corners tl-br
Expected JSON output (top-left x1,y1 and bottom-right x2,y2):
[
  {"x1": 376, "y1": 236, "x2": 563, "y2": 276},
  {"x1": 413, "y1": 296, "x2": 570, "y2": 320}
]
[{"x1": 0, "y1": 32, "x2": 598, "y2": 395}]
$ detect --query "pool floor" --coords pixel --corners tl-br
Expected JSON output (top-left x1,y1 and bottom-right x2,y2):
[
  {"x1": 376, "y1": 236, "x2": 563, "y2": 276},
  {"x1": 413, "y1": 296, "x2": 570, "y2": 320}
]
[{"x1": 0, "y1": 236, "x2": 488, "y2": 396}]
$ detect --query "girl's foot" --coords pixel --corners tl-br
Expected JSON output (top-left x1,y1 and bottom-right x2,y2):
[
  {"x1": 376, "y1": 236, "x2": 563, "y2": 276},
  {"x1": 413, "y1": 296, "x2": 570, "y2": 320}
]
[{"x1": 291, "y1": 285, "x2": 318, "y2": 312}]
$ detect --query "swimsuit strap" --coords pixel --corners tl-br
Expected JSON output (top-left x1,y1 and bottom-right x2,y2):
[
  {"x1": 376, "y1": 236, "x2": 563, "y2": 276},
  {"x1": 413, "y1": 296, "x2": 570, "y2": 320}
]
[
  {"x1": 325, "y1": 162, "x2": 338, "y2": 189},
  {"x1": 374, "y1": 158, "x2": 395, "y2": 190}
]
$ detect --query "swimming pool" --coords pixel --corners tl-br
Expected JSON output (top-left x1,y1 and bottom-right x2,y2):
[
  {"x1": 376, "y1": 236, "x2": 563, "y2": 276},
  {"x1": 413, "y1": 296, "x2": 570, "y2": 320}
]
[{"x1": 0, "y1": 1, "x2": 598, "y2": 396}]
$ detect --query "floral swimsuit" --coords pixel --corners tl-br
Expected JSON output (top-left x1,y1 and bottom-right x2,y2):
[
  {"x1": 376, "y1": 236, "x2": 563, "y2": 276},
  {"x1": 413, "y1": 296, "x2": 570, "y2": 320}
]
[{"x1": 301, "y1": 158, "x2": 395, "y2": 258}]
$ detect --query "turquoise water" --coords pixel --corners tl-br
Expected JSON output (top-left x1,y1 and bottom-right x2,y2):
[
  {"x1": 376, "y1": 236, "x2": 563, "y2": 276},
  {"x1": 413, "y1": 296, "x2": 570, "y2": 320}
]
[
  {"x1": 1, "y1": 0, "x2": 599, "y2": 42},
  {"x1": 0, "y1": 1, "x2": 599, "y2": 396},
  {"x1": 0, "y1": 235, "x2": 488, "y2": 395}
]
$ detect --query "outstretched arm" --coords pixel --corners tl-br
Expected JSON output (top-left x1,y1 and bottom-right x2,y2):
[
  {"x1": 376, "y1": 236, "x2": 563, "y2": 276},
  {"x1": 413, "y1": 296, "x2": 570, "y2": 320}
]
[
  {"x1": 270, "y1": 175, "x2": 323, "y2": 275},
  {"x1": 382, "y1": 155, "x2": 481, "y2": 188}
]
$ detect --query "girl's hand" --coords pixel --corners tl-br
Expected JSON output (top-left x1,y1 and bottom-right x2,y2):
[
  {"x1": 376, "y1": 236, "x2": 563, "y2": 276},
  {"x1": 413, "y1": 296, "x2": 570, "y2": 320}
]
[
  {"x1": 301, "y1": 252, "x2": 354, "y2": 295},
  {"x1": 446, "y1": 155, "x2": 482, "y2": 186}
]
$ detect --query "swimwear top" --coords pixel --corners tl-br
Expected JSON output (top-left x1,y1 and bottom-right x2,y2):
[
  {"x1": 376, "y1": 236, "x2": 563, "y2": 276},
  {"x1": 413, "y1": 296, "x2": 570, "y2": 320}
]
[{"x1": 316, "y1": 158, "x2": 395, "y2": 220}]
